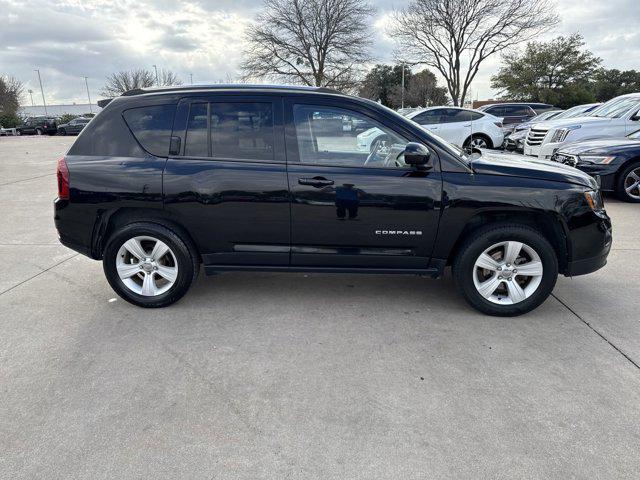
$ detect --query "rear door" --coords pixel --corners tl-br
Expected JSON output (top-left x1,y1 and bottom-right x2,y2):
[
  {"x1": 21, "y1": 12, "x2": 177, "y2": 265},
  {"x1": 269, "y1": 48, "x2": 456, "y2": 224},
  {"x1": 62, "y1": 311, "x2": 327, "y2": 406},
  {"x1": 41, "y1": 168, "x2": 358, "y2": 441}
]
[
  {"x1": 164, "y1": 95, "x2": 290, "y2": 267},
  {"x1": 284, "y1": 97, "x2": 442, "y2": 270}
]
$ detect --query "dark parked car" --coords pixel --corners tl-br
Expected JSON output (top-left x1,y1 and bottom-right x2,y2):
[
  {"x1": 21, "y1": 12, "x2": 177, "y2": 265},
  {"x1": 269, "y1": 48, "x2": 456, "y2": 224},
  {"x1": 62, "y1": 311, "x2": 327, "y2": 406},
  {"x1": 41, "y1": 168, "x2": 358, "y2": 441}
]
[
  {"x1": 57, "y1": 117, "x2": 91, "y2": 135},
  {"x1": 503, "y1": 110, "x2": 564, "y2": 152},
  {"x1": 54, "y1": 85, "x2": 611, "y2": 316},
  {"x1": 16, "y1": 116, "x2": 58, "y2": 135},
  {"x1": 477, "y1": 103, "x2": 538, "y2": 129},
  {"x1": 551, "y1": 129, "x2": 640, "y2": 202}
]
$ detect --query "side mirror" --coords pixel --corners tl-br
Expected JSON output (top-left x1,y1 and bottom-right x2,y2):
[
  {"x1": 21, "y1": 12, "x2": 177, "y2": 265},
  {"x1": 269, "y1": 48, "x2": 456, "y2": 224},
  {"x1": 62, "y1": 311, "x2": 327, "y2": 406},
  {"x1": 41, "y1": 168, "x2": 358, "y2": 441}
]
[
  {"x1": 403, "y1": 142, "x2": 432, "y2": 168},
  {"x1": 632, "y1": 111, "x2": 640, "y2": 121}
]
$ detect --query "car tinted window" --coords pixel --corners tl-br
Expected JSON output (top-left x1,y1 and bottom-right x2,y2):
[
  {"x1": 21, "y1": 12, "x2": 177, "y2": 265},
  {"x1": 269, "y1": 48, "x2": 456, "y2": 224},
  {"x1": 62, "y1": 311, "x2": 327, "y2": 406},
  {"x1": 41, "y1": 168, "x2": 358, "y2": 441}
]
[
  {"x1": 292, "y1": 104, "x2": 411, "y2": 168},
  {"x1": 485, "y1": 106, "x2": 504, "y2": 116},
  {"x1": 504, "y1": 105, "x2": 532, "y2": 116},
  {"x1": 411, "y1": 109, "x2": 443, "y2": 124},
  {"x1": 211, "y1": 102, "x2": 274, "y2": 160},
  {"x1": 123, "y1": 104, "x2": 175, "y2": 157},
  {"x1": 444, "y1": 109, "x2": 484, "y2": 123},
  {"x1": 184, "y1": 103, "x2": 209, "y2": 157},
  {"x1": 183, "y1": 102, "x2": 275, "y2": 161}
]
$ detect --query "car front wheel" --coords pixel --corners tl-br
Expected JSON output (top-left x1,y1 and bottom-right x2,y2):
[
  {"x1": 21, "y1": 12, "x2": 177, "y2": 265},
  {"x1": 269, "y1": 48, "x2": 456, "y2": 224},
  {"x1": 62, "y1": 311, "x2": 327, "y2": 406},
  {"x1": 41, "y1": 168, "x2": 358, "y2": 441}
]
[
  {"x1": 103, "y1": 222, "x2": 199, "y2": 308},
  {"x1": 616, "y1": 162, "x2": 640, "y2": 203},
  {"x1": 453, "y1": 224, "x2": 558, "y2": 316}
]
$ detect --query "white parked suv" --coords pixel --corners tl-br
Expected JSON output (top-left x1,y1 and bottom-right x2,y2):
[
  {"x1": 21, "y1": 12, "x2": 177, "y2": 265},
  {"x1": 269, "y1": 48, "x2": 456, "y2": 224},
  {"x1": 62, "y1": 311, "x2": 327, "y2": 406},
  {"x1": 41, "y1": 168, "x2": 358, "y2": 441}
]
[
  {"x1": 357, "y1": 106, "x2": 504, "y2": 152},
  {"x1": 524, "y1": 93, "x2": 640, "y2": 160}
]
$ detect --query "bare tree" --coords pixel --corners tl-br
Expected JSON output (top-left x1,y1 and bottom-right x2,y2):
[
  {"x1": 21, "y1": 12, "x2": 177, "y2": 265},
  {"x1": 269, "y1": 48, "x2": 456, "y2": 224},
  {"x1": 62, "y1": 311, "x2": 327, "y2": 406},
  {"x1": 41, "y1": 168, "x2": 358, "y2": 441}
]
[
  {"x1": 0, "y1": 75, "x2": 24, "y2": 114},
  {"x1": 241, "y1": 0, "x2": 374, "y2": 91},
  {"x1": 389, "y1": 0, "x2": 558, "y2": 106},
  {"x1": 100, "y1": 69, "x2": 182, "y2": 97}
]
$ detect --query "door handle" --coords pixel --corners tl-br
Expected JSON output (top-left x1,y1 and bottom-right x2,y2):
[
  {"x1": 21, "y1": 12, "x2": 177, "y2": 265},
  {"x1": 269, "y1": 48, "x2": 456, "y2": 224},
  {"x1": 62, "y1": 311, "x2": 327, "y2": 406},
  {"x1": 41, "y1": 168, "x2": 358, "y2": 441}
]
[{"x1": 298, "y1": 177, "x2": 334, "y2": 187}]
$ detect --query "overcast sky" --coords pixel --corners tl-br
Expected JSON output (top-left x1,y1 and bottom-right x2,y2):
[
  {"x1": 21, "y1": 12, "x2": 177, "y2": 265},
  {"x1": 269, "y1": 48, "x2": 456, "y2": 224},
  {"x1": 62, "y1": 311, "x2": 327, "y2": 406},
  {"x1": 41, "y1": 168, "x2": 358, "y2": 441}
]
[{"x1": 1, "y1": 0, "x2": 638, "y2": 105}]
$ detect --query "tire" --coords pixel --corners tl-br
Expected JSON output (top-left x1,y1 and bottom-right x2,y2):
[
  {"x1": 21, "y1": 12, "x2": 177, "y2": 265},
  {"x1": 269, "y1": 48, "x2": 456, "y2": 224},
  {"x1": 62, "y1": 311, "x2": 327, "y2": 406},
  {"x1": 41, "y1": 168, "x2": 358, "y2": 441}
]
[
  {"x1": 452, "y1": 224, "x2": 558, "y2": 316},
  {"x1": 103, "y1": 222, "x2": 199, "y2": 308},
  {"x1": 35, "y1": 128, "x2": 43, "y2": 136},
  {"x1": 58, "y1": 129, "x2": 66, "y2": 136},
  {"x1": 464, "y1": 134, "x2": 493, "y2": 150},
  {"x1": 615, "y1": 162, "x2": 640, "y2": 203}
]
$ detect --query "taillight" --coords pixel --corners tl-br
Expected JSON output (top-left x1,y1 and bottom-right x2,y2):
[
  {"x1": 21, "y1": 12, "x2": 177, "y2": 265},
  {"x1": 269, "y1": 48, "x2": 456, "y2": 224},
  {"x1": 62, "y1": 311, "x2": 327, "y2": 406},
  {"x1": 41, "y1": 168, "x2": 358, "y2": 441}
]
[{"x1": 57, "y1": 157, "x2": 69, "y2": 200}]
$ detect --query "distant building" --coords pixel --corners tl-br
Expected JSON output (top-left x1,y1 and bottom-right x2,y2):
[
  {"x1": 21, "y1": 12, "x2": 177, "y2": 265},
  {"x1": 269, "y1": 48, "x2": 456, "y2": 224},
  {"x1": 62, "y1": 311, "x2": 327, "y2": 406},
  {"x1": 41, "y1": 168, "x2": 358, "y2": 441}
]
[{"x1": 18, "y1": 103, "x2": 101, "y2": 118}]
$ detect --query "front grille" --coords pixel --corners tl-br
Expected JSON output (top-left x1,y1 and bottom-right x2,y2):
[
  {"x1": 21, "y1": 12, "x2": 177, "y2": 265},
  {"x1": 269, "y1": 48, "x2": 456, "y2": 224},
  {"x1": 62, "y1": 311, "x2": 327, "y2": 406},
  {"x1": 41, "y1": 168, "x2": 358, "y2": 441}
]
[
  {"x1": 526, "y1": 128, "x2": 548, "y2": 146},
  {"x1": 551, "y1": 152, "x2": 578, "y2": 167}
]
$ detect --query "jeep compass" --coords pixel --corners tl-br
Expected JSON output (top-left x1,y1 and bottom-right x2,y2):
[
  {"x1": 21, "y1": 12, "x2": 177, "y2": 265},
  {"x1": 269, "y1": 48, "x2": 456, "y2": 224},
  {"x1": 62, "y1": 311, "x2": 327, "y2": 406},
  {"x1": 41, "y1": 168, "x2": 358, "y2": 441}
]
[{"x1": 54, "y1": 85, "x2": 612, "y2": 316}]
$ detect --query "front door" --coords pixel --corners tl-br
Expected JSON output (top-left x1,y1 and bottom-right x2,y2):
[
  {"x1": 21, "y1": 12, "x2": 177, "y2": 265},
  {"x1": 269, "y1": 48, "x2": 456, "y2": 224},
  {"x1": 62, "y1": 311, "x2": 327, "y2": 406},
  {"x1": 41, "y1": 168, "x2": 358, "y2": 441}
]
[
  {"x1": 285, "y1": 100, "x2": 442, "y2": 270},
  {"x1": 164, "y1": 95, "x2": 290, "y2": 267}
]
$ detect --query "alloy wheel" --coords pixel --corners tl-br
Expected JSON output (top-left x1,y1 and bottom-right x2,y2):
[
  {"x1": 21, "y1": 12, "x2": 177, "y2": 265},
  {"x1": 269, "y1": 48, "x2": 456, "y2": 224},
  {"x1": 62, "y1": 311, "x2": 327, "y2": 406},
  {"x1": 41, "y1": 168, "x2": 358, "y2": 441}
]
[
  {"x1": 471, "y1": 137, "x2": 488, "y2": 148},
  {"x1": 624, "y1": 168, "x2": 640, "y2": 200},
  {"x1": 472, "y1": 241, "x2": 543, "y2": 305},
  {"x1": 116, "y1": 236, "x2": 178, "y2": 296}
]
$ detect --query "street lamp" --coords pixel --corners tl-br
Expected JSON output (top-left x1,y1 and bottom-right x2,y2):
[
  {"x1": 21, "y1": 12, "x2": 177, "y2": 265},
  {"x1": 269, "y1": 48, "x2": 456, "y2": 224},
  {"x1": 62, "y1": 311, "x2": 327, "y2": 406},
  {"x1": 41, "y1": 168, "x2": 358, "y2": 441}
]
[
  {"x1": 28, "y1": 89, "x2": 35, "y2": 107},
  {"x1": 152, "y1": 65, "x2": 159, "y2": 86},
  {"x1": 190, "y1": 73, "x2": 193, "y2": 85},
  {"x1": 83, "y1": 76, "x2": 92, "y2": 113},
  {"x1": 34, "y1": 69, "x2": 47, "y2": 115}
]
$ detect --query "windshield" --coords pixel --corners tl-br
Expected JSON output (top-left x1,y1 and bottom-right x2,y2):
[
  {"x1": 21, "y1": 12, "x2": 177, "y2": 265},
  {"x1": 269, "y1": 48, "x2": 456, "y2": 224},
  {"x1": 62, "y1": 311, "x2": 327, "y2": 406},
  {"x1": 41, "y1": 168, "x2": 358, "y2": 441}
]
[
  {"x1": 553, "y1": 105, "x2": 592, "y2": 119},
  {"x1": 590, "y1": 98, "x2": 640, "y2": 118}
]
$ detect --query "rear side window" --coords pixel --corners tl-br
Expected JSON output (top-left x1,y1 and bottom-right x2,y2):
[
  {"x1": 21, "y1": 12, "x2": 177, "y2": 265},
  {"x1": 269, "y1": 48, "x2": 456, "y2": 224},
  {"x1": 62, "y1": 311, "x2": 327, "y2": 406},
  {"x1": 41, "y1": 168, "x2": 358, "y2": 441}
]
[
  {"x1": 123, "y1": 105, "x2": 176, "y2": 157},
  {"x1": 182, "y1": 102, "x2": 275, "y2": 161}
]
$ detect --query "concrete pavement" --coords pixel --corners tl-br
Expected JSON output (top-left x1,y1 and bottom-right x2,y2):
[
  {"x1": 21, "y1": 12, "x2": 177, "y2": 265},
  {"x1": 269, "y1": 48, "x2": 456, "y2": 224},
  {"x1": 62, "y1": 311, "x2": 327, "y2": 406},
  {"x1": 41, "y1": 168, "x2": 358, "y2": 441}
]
[{"x1": 1, "y1": 136, "x2": 639, "y2": 479}]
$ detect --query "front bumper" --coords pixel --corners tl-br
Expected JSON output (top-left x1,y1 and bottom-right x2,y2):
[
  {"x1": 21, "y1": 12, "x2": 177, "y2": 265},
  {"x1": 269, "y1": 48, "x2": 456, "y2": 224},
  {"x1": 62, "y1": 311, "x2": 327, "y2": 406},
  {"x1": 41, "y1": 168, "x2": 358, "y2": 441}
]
[
  {"x1": 524, "y1": 142, "x2": 562, "y2": 160},
  {"x1": 565, "y1": 211, "x2": 612, "y2": 277}
]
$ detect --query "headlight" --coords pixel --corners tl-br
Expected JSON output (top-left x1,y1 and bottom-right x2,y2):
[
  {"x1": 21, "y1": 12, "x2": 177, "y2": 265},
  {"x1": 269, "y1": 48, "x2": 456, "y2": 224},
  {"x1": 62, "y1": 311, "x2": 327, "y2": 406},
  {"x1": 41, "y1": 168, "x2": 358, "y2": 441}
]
[
  {"x1": 578, "y1": 155, "x2": 616, "y2": 164},
  {"x1": 584, "y1": 190, "x2": 604, "y2": 211},
  {"x1": 550, "y1": 125, "x2": 581, "y2": 143}
]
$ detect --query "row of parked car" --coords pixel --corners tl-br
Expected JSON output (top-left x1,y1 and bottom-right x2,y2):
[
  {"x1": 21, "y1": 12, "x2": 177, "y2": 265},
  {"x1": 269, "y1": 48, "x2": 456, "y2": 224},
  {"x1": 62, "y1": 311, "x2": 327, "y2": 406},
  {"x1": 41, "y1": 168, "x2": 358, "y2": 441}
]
[
  {"x1": 383, "y1": 94, "x2": 640, "y2": 203},
  {"x1": 0, "y1": 116, "x2": 91, "y2": 136}
]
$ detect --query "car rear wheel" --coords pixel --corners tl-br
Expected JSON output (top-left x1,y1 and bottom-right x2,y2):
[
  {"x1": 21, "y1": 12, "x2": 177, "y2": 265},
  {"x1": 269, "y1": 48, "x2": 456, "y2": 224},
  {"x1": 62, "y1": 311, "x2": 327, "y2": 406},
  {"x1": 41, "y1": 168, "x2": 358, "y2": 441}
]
[
  {"x1": 616, "y1": 162, "x2": 640, "y2": 203},
  {"x1": 452, "y1": 224, "x2": 558, "y2": 316},
  {"x1": 58, "y1": 128, "x2": 66, "y2": 136},
  {"x1": 35, "y1": 128, "x2": 43, "y2": 136},
  {"x1": 103, "y1": 222, "x2": 199, "y2": 308},
  {"x1": 464, "y1": 134, "x2": 492, "y2": 150}
]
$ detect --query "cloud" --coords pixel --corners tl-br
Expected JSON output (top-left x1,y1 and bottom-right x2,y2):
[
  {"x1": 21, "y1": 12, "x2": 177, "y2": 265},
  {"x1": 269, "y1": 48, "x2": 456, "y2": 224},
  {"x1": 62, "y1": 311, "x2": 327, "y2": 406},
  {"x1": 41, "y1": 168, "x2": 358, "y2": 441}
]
[{"x1": 0, "y1": 0, "x2": 638, "y2": 104}]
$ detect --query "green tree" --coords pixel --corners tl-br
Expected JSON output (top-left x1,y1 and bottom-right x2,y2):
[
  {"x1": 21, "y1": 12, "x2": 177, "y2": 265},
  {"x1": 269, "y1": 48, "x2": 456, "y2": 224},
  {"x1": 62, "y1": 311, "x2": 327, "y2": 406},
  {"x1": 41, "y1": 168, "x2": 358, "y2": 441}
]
[
  {"x1": 390, "y1": 69, "x2": 449, "y2": 107},
  {"x1": 0, "y1": 75, "x2": 24, "y2": 117},
  {"x1": 491, "y1": 34, "x2": 601, "y2": 108},
  {"x1": 358, "y1": 64, "x2": 411, "y2": 108},
  {"x1": 592, "y1": 69, "x2": 640, "y2": 101}
]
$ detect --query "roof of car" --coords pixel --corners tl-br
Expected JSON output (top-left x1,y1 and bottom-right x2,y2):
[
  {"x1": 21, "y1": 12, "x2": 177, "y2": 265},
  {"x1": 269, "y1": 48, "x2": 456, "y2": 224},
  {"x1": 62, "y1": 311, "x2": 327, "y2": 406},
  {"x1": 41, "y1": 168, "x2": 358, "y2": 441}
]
[{"x1": 97, "y1": 84, "x2": 345, "y2": 107}]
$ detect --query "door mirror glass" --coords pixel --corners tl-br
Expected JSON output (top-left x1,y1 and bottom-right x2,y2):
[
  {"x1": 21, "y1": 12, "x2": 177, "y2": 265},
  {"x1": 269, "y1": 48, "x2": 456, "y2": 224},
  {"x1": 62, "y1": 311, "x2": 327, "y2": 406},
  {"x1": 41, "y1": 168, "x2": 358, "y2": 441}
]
[{"x1": 403, "y1": 142, "x2": 431, "y2": 167}]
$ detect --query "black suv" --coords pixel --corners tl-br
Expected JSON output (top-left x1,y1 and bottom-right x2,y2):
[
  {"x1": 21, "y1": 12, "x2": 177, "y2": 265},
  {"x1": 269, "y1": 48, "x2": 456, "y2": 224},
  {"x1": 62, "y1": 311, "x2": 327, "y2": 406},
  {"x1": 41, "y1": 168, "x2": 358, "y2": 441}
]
[
  {"x1": 17, "y1": 116, "x2": 58, "y2": 135},
  {"x1": 54, "y1": 85, "x2": 612, "y2": 316},
  {"x1": 57, "y1": 117, "x2": 91, "y2": 135},
  {"x1": 477, "y1": 103, "x2": 539, "y2": 129}
]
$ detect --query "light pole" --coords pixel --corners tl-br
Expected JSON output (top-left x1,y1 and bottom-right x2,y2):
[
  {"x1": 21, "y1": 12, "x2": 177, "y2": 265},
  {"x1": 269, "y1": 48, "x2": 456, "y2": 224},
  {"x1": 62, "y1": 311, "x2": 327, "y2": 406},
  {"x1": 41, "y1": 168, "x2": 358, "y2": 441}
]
[
  {"x1": 28, "y1": 89, "x2": 35, "y2": 107},
  {"x1": 401, "y1": 63, "x2": 405, "y2": 109},
  {"x1": 152, "y1": 65, "x2": 159, "y2": 86},
  {"x1": 83, "y1": 76, "x2": 92, "y2": 113},
  {"x1": 189, "y1": 73, "x2": 193, "y2": 85},
  {"x1": 34, "y1": 69, "x2": 47, "y2": 115}
]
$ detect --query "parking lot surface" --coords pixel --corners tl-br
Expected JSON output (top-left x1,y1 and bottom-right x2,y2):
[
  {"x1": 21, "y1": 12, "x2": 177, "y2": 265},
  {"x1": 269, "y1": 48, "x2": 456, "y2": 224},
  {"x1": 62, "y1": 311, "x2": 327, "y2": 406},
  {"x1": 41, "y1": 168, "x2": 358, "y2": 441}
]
[{"x1": 1, "y1": 136, "x2": 639, "y2": 479}]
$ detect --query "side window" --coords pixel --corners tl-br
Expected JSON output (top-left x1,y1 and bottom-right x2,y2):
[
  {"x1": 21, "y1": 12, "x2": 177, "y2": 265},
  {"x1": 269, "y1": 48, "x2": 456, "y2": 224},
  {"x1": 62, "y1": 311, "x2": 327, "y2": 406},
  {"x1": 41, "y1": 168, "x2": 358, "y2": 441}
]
[
  {"x1": 412, "y1": 110, "x2": 438, "y2": 124},
  {"x1": 292, "y1": 105, "x2": 411, "y2": 168},
  {"x1": 210, "y1": 102, "x2": 274, "y2": 161},
  {"x1": 487, "y1": 106, "x2": 504, "y2": 116},
  {"x1": 184, "y1": 103, "x2": 208, "y2": 157},
  {"x1": 122, "y1": 104, "x2": 176, "y2": 157}
]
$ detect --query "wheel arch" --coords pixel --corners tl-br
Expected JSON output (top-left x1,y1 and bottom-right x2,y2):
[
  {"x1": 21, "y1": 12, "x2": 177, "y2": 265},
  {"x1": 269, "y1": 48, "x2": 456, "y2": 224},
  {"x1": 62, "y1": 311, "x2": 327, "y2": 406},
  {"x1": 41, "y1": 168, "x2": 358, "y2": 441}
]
[
  {"x1": 463, "y1": 132, "x2": 493, "y2": 149},
  {"x1": 92, "y1": 207, "x2": 201, "y2": 263},
  {"x1": 614, "y1": 156, "x2": 640, "y2": 187},
  {"x1": 445, "y1": 210, "x2": 569, "y2": 273}
]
